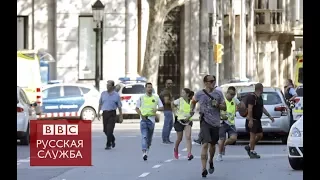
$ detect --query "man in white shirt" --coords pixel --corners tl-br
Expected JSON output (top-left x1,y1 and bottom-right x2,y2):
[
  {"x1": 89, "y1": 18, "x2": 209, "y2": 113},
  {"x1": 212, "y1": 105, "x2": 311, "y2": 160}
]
[{"x1": 136, "y1": 82, "x2": 164, "y2": 161}]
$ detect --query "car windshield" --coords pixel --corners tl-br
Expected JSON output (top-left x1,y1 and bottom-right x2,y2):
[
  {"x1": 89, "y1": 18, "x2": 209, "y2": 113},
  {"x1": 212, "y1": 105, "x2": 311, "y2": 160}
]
[
  {"x1": 121, "y1": 84, "x2": 155, "y2": 94},
  {"x1": 238, "y1": 92, "x2": 282, "y2": 105}
]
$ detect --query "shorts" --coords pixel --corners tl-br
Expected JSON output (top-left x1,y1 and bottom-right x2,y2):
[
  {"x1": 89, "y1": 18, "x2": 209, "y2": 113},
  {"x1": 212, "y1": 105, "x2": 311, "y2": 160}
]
[
  {"x1": 245, "y1": 119, "x2": 263, "y2": 134},
  {"x1": 219, "y1": 123, "x2": 237, "y2": 140},
  {"x1": 174, "y1": 120, "x2": 193, "y2": 132},
  {"x1": 200, "y1": 120, "x2": 220, "y2": 144}
]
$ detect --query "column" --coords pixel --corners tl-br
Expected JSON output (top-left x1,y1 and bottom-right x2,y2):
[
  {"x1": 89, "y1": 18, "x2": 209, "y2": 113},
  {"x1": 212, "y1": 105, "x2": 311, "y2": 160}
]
[
  {"x1": 199, "y1": 0, "x2": 209, "y2": 75},
  {"x1": 239, "y1": 0, "x2": 247, "y2": 79},
  {"x1": 183, "y1": 0, "x2": 191, "y2": 88},
  {"x1": 247, "y1": 0, "x2": 255, "y2": 79},
  {"x1": 190, "y1": 0, "x2": 200, "y2": 90},
  {"x1": 279, "y1": 43, "x2": 285, "y2": 87},
  {"x1": 125, "y1": 0, "x2": 138, "y2": 76},
  {"x1": 230, "y1": 0, "x2": 236, "y2": 78}
]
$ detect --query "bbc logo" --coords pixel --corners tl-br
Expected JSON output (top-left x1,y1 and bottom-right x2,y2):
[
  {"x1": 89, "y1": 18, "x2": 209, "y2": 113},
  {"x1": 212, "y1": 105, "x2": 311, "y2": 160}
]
[{"x1": 43, "y1": 124, "x2": 79, "y2": 135}]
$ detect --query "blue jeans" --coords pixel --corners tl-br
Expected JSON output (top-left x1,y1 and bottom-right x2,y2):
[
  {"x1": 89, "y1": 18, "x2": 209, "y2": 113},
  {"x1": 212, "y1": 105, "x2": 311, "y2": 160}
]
[
  {"x1": 162, "y1": 110, "x2": 173, "y2": 142},
  {"x1": 140, "y1": 119, "x2": 155, "y2": 151}
]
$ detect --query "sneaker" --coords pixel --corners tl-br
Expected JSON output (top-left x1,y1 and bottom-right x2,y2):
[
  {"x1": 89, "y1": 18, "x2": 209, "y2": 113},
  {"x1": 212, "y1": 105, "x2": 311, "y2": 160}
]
[
  {"x1": 111, "y1": 142, "x2": 116, "y2": 148},
  {"x1": 249, "y1": 151, "x2": 261, "y2": 159},
  {"x1": 244, "y1": 145, "x2": 251, "y2": 156},
  {"x1": 187, "y1": 153, "x2": 194, "y2": 161},
  {"x1": 105, "y1": 146, "x2": 111, "y2": 150},
  {"x1": 167, "y1": 140, "x2": 174, "y2": 144},
  {"x1": 143, "y1": 152, "x2": 148, "y2": 161},
  {"x1": 162, "y1": 141, "x2": 171, "y2": 145},
  {"x1": 202, "y1": 169, "x2": 208, "y2": 177},
  {"x1": 193, "y1": 139, "x2": 201, "y2": 145},
  {"x1": 216, "y1": 154, "x2": 223, "y2": 161},
  {"x1": 174, "y1": 148, "x2": 179, "y2": 159},
  {"x1": 221, "y1": 146, "x2": 226, "y2": 155},
  {"x1": 208, "y1": 161, "x2": 215, "y2": 174}
]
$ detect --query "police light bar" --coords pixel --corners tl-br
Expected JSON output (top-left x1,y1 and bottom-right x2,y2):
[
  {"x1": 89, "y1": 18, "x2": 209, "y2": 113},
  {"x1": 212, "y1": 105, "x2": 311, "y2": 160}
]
[
  {"x1": 48, "y1": 80, "x2": 63, "y2": 84},
  {"x1": 118, "y1": 77, "x2": 147, "y2": 82}
]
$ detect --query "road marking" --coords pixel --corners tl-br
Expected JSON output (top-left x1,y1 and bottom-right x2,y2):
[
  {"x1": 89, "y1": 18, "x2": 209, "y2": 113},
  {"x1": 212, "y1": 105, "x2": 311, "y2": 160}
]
[
  {"x1": 164, "y1": 159, "x2": 173, "y2": 163},
  {"x1": 119, "y1": 135, "x2": 137, "y2": 138},
  {"x1": 190, "y1": 154, "x2": 287, "y2": 159},
  {"x1": 152, "y1": 164, "x2": 162, "y2": 169},
  {"x1": 182, "y1": 148, "x2": 187, "y2": 152},
  {"x1": 17, "y1": 157, "x2": 30, "y2": 163},
  {"x1": 138, "y1": 172, "x2": 150, "y2": 177}
]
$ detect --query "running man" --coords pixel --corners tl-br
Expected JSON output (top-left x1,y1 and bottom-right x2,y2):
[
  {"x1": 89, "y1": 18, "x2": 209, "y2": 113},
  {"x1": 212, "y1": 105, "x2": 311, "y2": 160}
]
[
  {"x1": 191, "y1": 75, "x2": 226, "y2": 178},
  {"x1": 135, "y1": 83, "x2": 164, "y2": 161},
  {"x1": 216, "y1": 86, "x2": 240, "y2": 161},
  {"x1": 172, "y1": 88, "x2": 195, "y2": 160}
]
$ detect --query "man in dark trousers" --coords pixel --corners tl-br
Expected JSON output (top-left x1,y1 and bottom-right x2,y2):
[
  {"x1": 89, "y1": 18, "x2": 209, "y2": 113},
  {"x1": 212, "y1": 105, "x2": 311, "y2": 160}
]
[
  {"x1": 98, "y1": 80, "x2": 123, "y2": 150},
  {"x1": 159, "y1": 79, "x2": 174, "y2": 144},
  {"x1": 244, "y1": 83, "x2": 274, "y2": 158}
]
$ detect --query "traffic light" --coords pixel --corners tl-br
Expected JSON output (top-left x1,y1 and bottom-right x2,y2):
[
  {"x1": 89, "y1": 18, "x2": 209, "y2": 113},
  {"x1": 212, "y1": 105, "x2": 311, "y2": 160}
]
[{"x1": 214, "y1": 44, "x2": 224, "y2": 63}]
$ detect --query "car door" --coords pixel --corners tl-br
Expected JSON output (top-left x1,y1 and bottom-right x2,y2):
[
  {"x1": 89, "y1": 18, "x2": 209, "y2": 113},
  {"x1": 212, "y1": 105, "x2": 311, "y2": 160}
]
[
  {"x1": 60, "y1": 85, "x2": 85, "y2": 114},
  {"x1": 42, "y1": 86, "x2": 63, "y2": 114},
  {"x1": 19, "y1": 89, "x2": 32, "y2": 122},
  {"x1": 120, "y1": 84, "x2": 146, "y2": 112}
]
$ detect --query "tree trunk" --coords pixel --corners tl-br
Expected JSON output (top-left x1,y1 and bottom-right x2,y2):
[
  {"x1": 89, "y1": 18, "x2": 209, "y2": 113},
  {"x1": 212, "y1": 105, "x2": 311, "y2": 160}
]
[
  {"x1": 247, "y1": 0, "x2": 255, "y2": 79},
  {"x1": 230, "y1": 0, "x2": 236, "y2": 78},
  {"x1": 141, "y1": 7, "x2": 165, "y2": 90}
]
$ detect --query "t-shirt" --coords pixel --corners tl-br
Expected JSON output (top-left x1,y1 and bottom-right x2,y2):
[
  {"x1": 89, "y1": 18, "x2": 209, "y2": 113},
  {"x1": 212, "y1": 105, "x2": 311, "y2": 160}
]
[
  {"x1": 136, "y1": 94, "x2": 164, "y2": 123},
  {"x1": 194, "y1": 89, "x2": 225, "y2": 127},
  {"x1": 247, "y1": 93, "x2": 263, "y2": 120},
  {"x1": 222, "y1": 97, "x2": 240, "y2": 125}
]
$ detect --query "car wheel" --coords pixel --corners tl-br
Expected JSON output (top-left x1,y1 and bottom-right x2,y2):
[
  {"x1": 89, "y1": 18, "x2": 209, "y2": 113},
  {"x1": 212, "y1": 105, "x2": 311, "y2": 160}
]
[
  {"x1": 155, "y1": 114, "x2": 160, "y2": 123},
  {"x1": 288, "y1": 157, "x2": 303, "y2": 170},
  {"x1": 281, "y1": 135, "x2": 288, "y2": 144},
  {"x1": 20, "y1": 123, "x2": 30, "y2": 146},
  {"x1": 81, "y1": 107, "x2": 96, "y2": 121}
]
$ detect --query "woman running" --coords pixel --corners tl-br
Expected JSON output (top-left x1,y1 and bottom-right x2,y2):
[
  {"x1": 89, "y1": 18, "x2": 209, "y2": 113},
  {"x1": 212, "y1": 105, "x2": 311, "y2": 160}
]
[{"x1": 172, "y1": 88, "x2": 195, "y2": 160}]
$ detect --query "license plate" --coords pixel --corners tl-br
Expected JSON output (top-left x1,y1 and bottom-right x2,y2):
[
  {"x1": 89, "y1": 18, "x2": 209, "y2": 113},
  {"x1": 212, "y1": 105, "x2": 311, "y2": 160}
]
[{"x1": 262, "y1": 121, "x2": 270, "y2": 126}]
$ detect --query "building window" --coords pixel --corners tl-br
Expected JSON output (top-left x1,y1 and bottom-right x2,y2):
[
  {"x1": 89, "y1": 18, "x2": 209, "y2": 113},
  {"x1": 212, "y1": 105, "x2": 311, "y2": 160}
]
[
  {"x1": 17, "y1": 16, "x2": 28, "y2": 50},
  {"x1": 78, "y1": 15, "x2": 103, "y2": 80}
]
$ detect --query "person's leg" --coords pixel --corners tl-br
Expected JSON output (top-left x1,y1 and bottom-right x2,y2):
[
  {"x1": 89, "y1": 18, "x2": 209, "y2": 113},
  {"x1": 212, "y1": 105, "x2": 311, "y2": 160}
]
[
  {"x1": 162, "y1": 110, "x2": 170, "y2": 143},
  {"x1": 184, "y1": 124, "x2": 193, "y2": 160},
  {"x1": 109, "y1": 111, "x2": 117, "y2": 148},
  {"x1": 200, "y1": 122, "x2": 211, "y2": 177},
  {"x1": 103, "y1": 111, "x2": 111, "y2": 149},
  {"x1": 208, "y1": 126, "x2": 219, "y2": 174},
  {"x1": 217, "y1": 124, "x2": 227, "y2": 161},
  {"x1": 106, "y1": 112, "x2": 116, "y2": 148},
  {"x1": 173, "y1": 121, "x2": 183, "y2": 159},
  {"x1": 147, "y1": 120, "x2": 155, "y2": 150},
  {"x1": 167, "y1": 111, "x2": 174, "y2": 142},
  {"x1": 225, "y1": 125, "x2": 237, "y2": 146},
  {"x1": 247, "y1": 121, "x2": 261, "y2": 159},
  {"x1": 140, "y1": 120, "x2": 149, "y2": 160}
]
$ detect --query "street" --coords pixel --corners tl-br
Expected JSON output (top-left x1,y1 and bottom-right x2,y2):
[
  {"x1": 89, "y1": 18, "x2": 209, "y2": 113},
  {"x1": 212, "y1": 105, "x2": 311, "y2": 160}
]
[{"x1": 17, "y1": 121, "x2": 302, "y2": 180}]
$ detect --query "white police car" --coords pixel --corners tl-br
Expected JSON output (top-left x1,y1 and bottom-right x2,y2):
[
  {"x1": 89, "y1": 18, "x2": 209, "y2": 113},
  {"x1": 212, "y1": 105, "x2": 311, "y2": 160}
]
[
  {"x1": 38, "y1": 83, "x2": 100, "y2": 120},
  {"x1": 115, "y1": 77, "x2": 160, "y2": 123},
  {"x1": 287, "y1": 115, "x2": 303, "y2": 170}
]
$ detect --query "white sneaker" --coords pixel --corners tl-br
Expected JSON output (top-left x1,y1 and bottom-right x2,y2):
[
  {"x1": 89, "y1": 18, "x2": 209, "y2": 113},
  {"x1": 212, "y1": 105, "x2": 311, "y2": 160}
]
[{"x1": 216, "y1": 154, "x2": 223, "y2": 161}]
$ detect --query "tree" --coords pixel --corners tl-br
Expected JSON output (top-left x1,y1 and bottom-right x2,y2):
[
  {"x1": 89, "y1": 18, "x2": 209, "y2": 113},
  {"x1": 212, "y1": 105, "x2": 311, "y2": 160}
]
[{"x1": 141, "y1": 0, "x2": 189, "y2": 89}]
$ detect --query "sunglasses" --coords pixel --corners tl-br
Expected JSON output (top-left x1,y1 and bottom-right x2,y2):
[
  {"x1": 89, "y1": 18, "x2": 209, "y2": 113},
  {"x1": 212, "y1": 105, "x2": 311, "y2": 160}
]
[{"x1": 206, "y1": 80, "x2": 216, "y2": 83}]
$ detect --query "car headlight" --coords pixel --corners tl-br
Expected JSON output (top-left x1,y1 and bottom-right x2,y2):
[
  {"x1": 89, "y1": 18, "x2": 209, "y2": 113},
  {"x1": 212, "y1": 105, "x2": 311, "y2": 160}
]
[{"x1": 290, "y1": 127, "x2": 301, "y2": 137}]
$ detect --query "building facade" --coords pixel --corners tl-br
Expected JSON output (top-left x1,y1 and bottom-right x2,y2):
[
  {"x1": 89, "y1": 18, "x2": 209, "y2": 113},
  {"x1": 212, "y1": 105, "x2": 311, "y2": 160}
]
[{"x1": 17, "y1": 0, "x2": 303, "y2": 92}]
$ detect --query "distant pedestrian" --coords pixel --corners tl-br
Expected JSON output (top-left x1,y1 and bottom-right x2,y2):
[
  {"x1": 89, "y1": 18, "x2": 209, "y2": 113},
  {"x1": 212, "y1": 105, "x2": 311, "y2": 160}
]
[
  {"x1": 136, "y1": 83, "x2": 164, "y2": 161},
  {"x1": 284, "y1": 79, "x2": 297, "y2": 126},
  {"x1": 191, "y1": 75, "x2": 226, "y2": 178},
  {"x1": 172, "y1": 88, "x2": 195, "y2": 160},
  {"x1": 216, "y1": 86, "x2": 240, "y2": 161},
  {"x1": 98, "y1": 80, "x2": 123, "y2": 150},
  {"x1": 244, "y1": 83, "x2": 274, "y2": 159},
  {"x1": 159, "y1": 79, "x2": 174, "y2": 144}
]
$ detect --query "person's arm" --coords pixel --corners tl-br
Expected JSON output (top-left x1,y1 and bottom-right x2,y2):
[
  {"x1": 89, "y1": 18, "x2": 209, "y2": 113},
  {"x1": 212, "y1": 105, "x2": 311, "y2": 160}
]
[
  {"x1": 190, "y1": 92, "x2": 199, "y2": 116},
  {"x1": 289, "y1": 88, "x2": 297, "y2": 101},
  {"x1": 116, "y1": 94, "x2": 122, "y2": 116},
  {"x1": 234, "y1": 97, "x2": 241, "y2": 109},
  {"x1": 98, "y1": 92, "x2": 103, "y2": 114},
  {"x1": 135, "y1": 97, "x2": 142, "y2": 116},
  {"x1": 263, "y1": 107, "x2": 271, "y2": 118},
  {"x1": 216, "y1": 91, "x2": 227, "y2": 111},
  {"x1": 157, "y1": 96, "x2": 164, "y2": 111},
  {"x1": 247, "y1": 95, "x2": 254, "y2": 121}
]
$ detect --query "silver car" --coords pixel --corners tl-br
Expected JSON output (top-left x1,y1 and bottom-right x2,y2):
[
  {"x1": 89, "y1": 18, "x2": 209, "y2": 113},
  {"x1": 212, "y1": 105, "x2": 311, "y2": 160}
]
[{"x1": 235, "y1": 87, "x2": 291, "y2": 144}]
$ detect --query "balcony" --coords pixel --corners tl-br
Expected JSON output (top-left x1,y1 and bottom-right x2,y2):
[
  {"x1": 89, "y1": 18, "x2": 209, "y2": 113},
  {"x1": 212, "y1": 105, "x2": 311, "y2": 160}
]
[
  {"x1": 292, "y1": 20, "x2": 303, "y2": 36},
  {"x1": 254, "y1": 9, "x2": 291, "y2": 34}
]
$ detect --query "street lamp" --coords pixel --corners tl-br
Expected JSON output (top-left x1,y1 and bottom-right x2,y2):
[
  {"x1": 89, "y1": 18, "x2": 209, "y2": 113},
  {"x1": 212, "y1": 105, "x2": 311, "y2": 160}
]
[{"x1": 92, "y1": 0, "x2": 105, "y2": 91}]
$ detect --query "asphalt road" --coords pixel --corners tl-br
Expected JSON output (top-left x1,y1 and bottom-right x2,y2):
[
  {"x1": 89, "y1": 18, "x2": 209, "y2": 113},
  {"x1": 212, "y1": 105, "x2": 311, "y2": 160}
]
[{"x1": 17, "y1": 120, "x2": 302, "y2": 180}]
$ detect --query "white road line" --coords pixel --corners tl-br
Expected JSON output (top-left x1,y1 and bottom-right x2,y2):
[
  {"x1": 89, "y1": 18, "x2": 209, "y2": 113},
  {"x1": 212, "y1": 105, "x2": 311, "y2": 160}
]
[
  {"x1": 164, "y1": 159, "x2": 173, "y2": 163},
  {"x1": 152, "y1": 164, "x2": 162, "y2": 169},
  {"x1": 181, "y1": 148, "x2": 187, "y2": 152},
  {"x1": 192, "y1": 154, "x2": 287, "y2": 159},
  {"x1": 138, "y1": 172, "x2": 150, "y2": 178},
  {"x1": 119, "y1": 135, "x2": 137, "y2": 138}
]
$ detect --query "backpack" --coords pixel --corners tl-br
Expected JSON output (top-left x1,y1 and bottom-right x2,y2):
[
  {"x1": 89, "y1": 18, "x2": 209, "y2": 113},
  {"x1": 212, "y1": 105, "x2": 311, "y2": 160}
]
[{"x1": 238, "y1": 93, "x2": 257, "y2": 118}]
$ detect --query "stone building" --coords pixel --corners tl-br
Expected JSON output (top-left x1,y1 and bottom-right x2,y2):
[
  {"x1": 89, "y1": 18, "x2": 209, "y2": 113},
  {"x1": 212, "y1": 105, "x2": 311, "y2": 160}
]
[{"x1": 17, "y1": 0, "x2": 303, "y2": 92}]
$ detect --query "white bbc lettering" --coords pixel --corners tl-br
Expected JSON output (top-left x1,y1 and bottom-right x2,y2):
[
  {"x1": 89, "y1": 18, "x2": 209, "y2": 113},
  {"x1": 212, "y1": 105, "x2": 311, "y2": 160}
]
[
  {"x1": 43, "y1": 125, "x2": 54, "y2": 135},
  {"x1": 43, "y1": 125, "x2": 79, "y2": 135}
]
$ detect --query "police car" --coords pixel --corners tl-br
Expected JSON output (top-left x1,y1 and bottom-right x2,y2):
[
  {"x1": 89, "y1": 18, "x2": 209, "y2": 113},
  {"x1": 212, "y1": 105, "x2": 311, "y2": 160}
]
[
  {"x1": 38, "y1": 83, "x2": 100, "y2": 120},
  {"x1": 292, "y1": 85, "x2": 303, "y2": 121},
  {"x1": 287, "y1": 115, "x2": 303, "y2": 170},
  {"x1": 115, "y1": 77, "x2": 160, "y2": 123}
]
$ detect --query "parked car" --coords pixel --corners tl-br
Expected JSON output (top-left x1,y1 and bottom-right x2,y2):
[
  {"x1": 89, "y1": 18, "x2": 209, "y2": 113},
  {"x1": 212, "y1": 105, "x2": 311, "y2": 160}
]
[
  {"x1": 115, "y1": 77, "x2": 160, "y2": 123},
  {"x1": 38, "y1": 83, "x2": 100, "y2": 120},
  {"x1": 220, "y1": 82, "x2": 258, "y2": 94},
  {"x1": 287, "y1": 115, "x2": 303, "y2": 170},
  {"x1": 17, "y1": 86, "x2": 38, "y2": 145},
  {"x1": 235, "y1": 87, "x2": 291, "y2": 144},
  {"x1": 292, "y1": 85, "x2": 303, "y2": 121}
]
